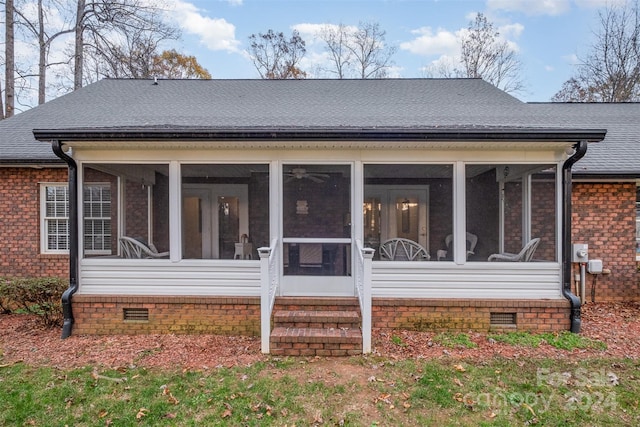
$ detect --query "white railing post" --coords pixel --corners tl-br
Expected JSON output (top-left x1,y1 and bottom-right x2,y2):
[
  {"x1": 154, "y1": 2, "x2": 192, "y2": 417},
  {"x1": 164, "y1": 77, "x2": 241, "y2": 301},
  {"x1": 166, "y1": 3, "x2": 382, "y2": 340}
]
[
  {"x1": 361, "y1": 247, "x2": 375, "y2": 354},
  {"x1": 258, "y1": 246, "x2": 272, "y2": 354}
]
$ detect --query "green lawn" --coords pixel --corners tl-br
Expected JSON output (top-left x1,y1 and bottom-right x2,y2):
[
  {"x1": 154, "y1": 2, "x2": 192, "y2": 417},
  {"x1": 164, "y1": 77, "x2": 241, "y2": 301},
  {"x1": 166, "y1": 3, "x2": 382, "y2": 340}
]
[{"x1": 1, "y1": 356, "x2": 639, "y2": 426}]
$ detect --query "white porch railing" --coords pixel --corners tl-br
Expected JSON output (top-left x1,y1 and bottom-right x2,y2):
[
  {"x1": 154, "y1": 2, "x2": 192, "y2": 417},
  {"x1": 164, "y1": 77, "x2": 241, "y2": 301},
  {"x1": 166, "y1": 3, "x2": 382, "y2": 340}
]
[
  {"x1": 356, "y1": 239, "x2": 375, "y2": 354},
  {"x1": 259, "y1": 238, "x2": 279, "y2": 354}
]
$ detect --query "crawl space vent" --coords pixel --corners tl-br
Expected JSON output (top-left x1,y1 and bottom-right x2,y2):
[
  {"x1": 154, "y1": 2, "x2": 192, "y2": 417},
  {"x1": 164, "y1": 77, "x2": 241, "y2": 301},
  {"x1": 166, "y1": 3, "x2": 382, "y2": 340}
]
[
  {"x1": 490, "y1": 312, "x2": 516, "y2": 326},
  {"x1": 123, "y1": 308, "x2": 149, "y2": 321}
]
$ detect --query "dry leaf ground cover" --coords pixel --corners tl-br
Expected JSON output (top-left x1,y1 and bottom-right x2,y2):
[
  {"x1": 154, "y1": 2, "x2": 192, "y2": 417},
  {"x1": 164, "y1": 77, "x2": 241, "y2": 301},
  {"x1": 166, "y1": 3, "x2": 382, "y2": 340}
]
[
  {"x1": 1, "y1": 302, "x2": 639, "y2": 369},
  {"x1": 1, "y1": 302, "x2": 640, "y2": 426}
]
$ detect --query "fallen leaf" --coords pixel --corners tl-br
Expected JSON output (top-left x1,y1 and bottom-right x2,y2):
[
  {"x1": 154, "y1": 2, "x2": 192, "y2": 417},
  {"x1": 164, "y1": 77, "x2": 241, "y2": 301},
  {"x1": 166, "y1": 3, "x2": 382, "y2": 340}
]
[
  {"x1": 163, "y1": 413, "x2": 177, "y2": 419},
  {"x1": 454, "y1": 364, "x2": 466, "y2": 372},
  {"x1": 453, "y1": 378, "x2": 464, "y2": 387},
  {"x1": 136, "y1": 408, "x2": 148, "y2": 419},
  {"x1": 454, "y1": 392, "x2": 464, "y2": 402},
  {"x1": 98, "y1": 409, "x2": 108, "y2": 418},
  {"x1": 221, "y1": 409, "x2": 232, "y2": 418}
]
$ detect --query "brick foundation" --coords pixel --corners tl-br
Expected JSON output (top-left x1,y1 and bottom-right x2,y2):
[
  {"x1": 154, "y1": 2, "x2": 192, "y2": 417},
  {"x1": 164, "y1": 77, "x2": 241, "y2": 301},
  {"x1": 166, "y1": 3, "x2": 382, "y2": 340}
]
[
  {"x1": 69, "y1": 295, "x2": 571, "y2": 337},
  {"x1": 372, "y1": 298, "x2": 571, "y2": 332},
  {"x1": 71, "y1": 295, "x2": 261, "y2": 335}
]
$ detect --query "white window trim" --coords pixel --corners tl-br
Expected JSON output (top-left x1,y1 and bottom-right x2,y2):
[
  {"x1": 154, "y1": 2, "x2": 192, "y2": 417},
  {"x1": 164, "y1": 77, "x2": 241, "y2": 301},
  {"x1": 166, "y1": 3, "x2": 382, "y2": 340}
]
[{"x1": 40, "y1": 183, "x2": 69, "y2": 254}]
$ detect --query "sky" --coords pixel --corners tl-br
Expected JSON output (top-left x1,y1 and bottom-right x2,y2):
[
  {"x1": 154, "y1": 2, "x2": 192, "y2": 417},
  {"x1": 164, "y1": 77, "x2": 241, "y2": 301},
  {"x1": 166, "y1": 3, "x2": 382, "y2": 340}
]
[{"x1": 157, "y1": 0, "x2": 621, "y2": 102}]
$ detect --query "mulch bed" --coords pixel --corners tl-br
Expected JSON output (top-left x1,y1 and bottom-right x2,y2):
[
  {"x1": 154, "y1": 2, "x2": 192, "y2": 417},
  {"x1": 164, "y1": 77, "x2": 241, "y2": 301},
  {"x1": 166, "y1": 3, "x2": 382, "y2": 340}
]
[{"x1": 1, "y1": 302, "x2": 639, "y2": 370}]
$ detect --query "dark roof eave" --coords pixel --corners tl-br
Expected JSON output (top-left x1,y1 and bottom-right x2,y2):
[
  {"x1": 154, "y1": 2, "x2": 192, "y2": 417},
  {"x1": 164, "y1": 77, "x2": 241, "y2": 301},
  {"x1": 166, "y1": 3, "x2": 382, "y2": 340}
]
[
  {"x1": 33, "y1": 127, "x2": 608, "y2": 143},
  {"x1": 0, "y1": 158, "x2": 65, "y2": 165}
]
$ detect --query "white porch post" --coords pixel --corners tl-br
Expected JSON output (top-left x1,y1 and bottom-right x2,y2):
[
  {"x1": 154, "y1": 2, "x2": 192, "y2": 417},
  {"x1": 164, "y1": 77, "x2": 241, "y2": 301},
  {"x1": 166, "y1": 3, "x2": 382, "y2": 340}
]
[
  {"x1": 362, "y1": 247, "x2": 375, "y2": 354},
  {"x1": 259, "y1": 246, "x2": 272, "y2": 354}
]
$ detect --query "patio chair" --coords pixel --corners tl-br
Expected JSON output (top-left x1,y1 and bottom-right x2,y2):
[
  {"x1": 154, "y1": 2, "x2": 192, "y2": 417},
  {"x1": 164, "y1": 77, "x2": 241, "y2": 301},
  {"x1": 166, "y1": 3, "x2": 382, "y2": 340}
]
[
  {"x1": 119, "y1": 236, "x2": 169, "y2": 259},
  {"x1": 487, "y1": 238, "x2": 541, "y2": 262},
  {"x1": 438, "y1": 232, "x2": 479, "y2": 261},
  {"x1": 380, "y1": 238, "x2": 430, "y2": 261}
]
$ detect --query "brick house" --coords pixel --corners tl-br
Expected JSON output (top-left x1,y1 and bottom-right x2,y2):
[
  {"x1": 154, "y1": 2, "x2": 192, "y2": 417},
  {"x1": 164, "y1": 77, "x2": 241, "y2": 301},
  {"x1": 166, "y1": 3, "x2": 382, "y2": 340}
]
[{"x1": 0, "y1": 78, "x2": 636, "y2": 356}]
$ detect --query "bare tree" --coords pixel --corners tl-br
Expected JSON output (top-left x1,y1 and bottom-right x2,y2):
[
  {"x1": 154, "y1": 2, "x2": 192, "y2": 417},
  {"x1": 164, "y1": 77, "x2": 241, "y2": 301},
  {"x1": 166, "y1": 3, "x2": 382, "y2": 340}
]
[
  {"x1": 552, "y1": 1, "x2": 640, "y2": 102},
  {"x1": 425, "y1": 13, "x2": 524, "y2": 94},
  {"x1": 317, "y1": 21, "x2": 396, "y2": 79},
  {"x1": 12, "y1": 0, "x2": 76, "y2": 105},
  {"x1": 247, "y1": 29, "x2": 306, "y2": 79},
  {"x1": 5, "y1": 0, "x2": 15, "y2": 117},
  {"x1": 349, "y1": 22, "x2": 396, "y2": 79},
  {"x1": 459, "y1": 13, "x2": 524, "y2": 93},
  {"x1": 318, "y1": 23, "x2": 353, "y2": 79},
  {"x1": 74, "y1": 0, "x2": 180, "y2": 89}
]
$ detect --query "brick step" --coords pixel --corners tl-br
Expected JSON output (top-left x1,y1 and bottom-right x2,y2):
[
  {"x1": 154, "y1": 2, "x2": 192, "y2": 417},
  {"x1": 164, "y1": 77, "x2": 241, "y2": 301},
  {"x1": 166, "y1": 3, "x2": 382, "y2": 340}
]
[
  {"x1": 273, "y1": 297, "x2": 361, "y2": 313},
  {"x1": 270, "y1": 327, "x2": 362, "y2": 357},
  {"x1": 273, "y1": 310, "x2": 360, "y2": 329}
]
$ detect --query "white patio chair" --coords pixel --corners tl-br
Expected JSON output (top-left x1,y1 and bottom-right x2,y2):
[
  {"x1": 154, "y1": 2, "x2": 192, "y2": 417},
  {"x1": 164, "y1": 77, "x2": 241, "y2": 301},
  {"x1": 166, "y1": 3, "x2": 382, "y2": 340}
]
[
  {"x1": 488, "y1": 238, "x2": 541, "y2": 262},
  {"x1": 119, "y1": 236, "x2": 169, "y2": 259},
  {"x1": 438, "y1": 232, "x2": 478, "y2": 261},
  {"x1": 380, "y1": 238, "x2": 430, "y2": 261}
]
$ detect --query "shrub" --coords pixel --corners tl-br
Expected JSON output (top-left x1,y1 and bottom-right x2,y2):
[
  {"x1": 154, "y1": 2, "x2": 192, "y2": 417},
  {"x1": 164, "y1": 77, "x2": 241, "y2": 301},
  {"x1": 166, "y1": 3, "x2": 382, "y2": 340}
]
[{"x1": 0, "y1": 277, "x2": 68, "y2": 327}]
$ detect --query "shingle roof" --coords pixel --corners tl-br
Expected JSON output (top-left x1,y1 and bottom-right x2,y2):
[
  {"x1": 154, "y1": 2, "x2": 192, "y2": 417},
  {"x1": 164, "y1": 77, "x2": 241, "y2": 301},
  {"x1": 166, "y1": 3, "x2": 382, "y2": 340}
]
[
  {"x1": 0, "y1": 78, "x2": 636, "y2": 176},
  {"x1": 526, "y1": 103, "x2": 640, "y2": 176}
]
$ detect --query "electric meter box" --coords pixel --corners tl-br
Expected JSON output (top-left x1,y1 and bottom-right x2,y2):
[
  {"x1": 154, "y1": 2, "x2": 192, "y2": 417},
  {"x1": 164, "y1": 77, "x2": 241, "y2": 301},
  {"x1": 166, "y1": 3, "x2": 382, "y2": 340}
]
[
  {"x1": 588, "y1": 259, "x2": 603, "y2": 274},
  {"x1": 572, "y1": 243, "x2": 589, "y2": 263}
]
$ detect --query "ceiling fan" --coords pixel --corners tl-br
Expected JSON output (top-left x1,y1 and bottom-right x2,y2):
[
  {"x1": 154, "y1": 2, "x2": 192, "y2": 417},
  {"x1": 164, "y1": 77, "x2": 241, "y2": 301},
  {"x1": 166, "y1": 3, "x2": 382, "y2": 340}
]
[{"x1": 285, "y1": 167, "x2": 330, "y2": 183}]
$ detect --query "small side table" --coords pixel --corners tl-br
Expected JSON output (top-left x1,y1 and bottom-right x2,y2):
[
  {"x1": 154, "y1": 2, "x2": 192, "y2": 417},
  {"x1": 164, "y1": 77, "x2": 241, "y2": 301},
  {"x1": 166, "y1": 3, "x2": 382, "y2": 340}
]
[{"x1": 234, "y1": 242, "x2": 253, "y2": 259}]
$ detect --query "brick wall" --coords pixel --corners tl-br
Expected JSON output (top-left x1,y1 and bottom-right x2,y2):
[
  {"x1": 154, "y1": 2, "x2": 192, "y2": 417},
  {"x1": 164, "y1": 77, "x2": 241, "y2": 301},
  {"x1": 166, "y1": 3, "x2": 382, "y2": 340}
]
[
  {"x1": 572, "y1": 182, "x2": 640, "y2": 302},
  {"x1": 69, "y1": 295, "x2": 570, "y2": 335},
  {"x1": 372, "y1": 298, "x2": 571, "y2": 332},
  {"x1": 0, "y1": 167, "x2": 69, "y2": 278},
  {"x1": 71, "y1": 295, "x2": 261, "y2": 335}
]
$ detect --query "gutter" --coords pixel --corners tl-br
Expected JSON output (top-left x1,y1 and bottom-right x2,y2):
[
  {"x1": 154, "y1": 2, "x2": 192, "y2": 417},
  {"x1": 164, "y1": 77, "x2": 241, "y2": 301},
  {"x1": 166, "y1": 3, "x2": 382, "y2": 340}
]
[
  {"x1": 562, "y1": 140, "x2": 588, "y2": 333},
  {"x1": 52, "y1": 141, "x2": 78, "y2": 339},
  {"x1": 33, "y1": 127, "x2": 607, "y2": 143}
]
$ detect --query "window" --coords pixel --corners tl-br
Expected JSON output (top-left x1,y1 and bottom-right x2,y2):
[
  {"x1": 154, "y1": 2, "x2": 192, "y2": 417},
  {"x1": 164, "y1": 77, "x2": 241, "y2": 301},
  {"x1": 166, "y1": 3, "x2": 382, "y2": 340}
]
[
  {"x1": 41, "y1": 184, "x2": 69, "y2": 253},
  {"x1": 83, "y1": 184, "x2": 111, "y2": 254}
]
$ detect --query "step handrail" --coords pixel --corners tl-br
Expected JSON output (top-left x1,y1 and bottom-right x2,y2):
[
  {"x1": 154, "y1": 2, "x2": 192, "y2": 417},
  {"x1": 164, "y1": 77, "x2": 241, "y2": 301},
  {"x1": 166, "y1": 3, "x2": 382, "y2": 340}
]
[
  {"x1": 259, "y1": 238, "x2": 279, "y2": 353},
  {"x1": 355, "y1": 239, "x2": 375, "y2": 354}
]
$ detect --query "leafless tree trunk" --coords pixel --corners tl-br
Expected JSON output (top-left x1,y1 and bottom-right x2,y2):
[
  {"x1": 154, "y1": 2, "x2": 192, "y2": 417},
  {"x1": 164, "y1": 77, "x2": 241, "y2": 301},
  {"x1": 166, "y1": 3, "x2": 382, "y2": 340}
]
[
  {"x1": 348, "y1": 22, "x2": 396, "y2": 79},
  {"x1": 248, "y1": 30, "x2": 306, "y2": 79},
  {"x1": 553, "y1": 1, "x2": 640, "y2": 102},
  {"x1": 73, "y1": 0, "x2": 85, "y2": 90},
  {"x1": 318, "y1": 24, "x2": 352, "y2": 79},
  {"x1": 459, "y1": 13, "x2": 524, "y2": 94},
  {"x1": 317, "y1": 21, "x2": 396, "y2": 79},
  {"x1": 5, "y1": 0, "x2": 15, "y2": 117}
]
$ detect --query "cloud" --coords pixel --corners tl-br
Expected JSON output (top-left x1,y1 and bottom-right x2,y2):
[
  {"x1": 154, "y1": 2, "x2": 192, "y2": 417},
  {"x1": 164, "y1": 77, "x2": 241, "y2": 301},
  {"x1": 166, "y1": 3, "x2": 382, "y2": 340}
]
[
  {"x1": 167, "y1": 1, "x2": 240, "y2": 52},
  {"x1": 487, "y1": 0, "x2": 571, "y2": 15},
  {"x1": 226, "y1": 0, "x2": 243, "y2": 5},
  {"x1": 400, "y1": 27, "x2": 461, "y2": 56}
]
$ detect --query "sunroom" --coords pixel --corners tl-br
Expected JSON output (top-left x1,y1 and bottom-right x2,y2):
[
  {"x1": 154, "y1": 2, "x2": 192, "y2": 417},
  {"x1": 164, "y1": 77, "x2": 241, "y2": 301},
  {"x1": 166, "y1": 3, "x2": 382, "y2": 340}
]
[{"x1": 38, "y1": 125, "x2": 604, "y2": 354}]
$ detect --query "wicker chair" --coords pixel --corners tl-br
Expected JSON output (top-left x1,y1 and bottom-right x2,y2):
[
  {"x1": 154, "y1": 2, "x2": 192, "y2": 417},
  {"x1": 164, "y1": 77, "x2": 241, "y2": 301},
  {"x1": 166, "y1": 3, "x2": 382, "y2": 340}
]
[
  {"x1": 379, "y1": 238, "x2": 430, "y2": 261},
  {"x1": 488, "y1": 238, "x2": 540, "y2": 262},
  {"x1": 119, "y1": 236, "x2": 169, "y2": 259}
]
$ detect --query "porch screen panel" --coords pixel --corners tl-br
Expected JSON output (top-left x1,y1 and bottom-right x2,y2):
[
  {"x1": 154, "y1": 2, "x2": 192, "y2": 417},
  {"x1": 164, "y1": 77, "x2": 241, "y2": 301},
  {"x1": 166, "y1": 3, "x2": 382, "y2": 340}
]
[
  {"x1": 364, "y1": 164, "x2": 452, "y2": 261},
  {"x1": 82, "y1": 164, "x2": 169, "y2": 259},
  {"x1": 466, "y1": 164, "x2": 557, "y2": 262},
  {"x1": 530, "y1": 168, "x2": 557, "y2": 261},
  {"x1": 282, "y1": 165, "x2": 351, "y2": 239},
  {"x1": 181, "y1": 164, "x2": 269, "y2": 260}
]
